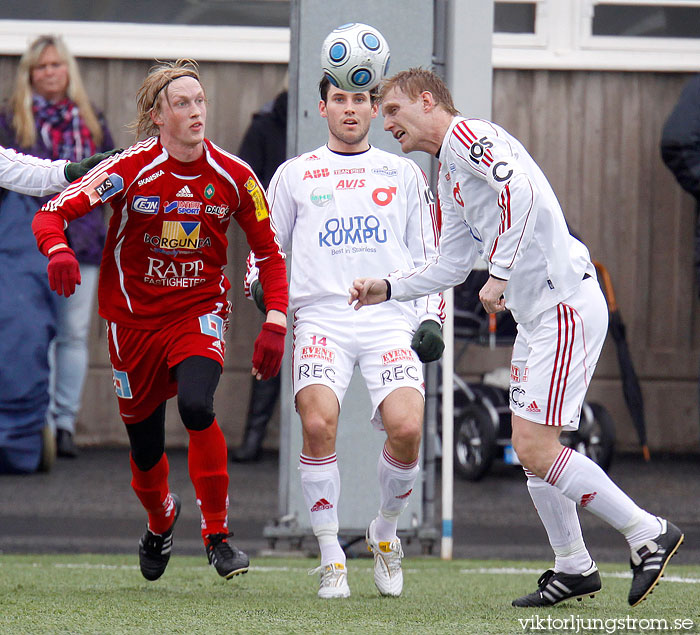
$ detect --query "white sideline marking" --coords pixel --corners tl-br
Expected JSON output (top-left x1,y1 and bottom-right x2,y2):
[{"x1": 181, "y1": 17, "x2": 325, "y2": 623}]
[{"x1": 460, "y1": 566, "x2": 700, "y2": 585}]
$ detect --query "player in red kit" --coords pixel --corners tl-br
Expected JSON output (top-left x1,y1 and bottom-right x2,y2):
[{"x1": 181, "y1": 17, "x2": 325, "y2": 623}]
[{"x1": 32, "y1": 59, "x2": 288, "y2": 581}]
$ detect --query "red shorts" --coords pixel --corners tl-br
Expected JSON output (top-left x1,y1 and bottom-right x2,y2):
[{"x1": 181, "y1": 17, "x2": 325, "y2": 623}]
[{"x1": 107, "y1": 310, "x2": 228, "y2": 423}]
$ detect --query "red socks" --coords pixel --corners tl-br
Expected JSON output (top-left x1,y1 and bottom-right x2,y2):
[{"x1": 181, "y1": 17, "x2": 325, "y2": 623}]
[
  {"x1": 129, "y1": 453, "x2": 173, "y2": 535},
  {"x1": 187, "y1": 419, "x2": 230, "y2": 539}
]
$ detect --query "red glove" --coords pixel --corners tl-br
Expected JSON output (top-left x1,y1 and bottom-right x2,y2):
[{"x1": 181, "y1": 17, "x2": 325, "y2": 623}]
[
  {"x1": 47, "y1": 248, "x2": 81, "y2": 297},
  {"x1": 252, "y1": 322, "x2": 286, "y2": 380}
]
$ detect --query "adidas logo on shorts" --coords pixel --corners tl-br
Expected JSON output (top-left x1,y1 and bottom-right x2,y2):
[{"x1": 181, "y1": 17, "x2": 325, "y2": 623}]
[{"x1": 526, "y1": 401, "x2": 541, "y2": 413}]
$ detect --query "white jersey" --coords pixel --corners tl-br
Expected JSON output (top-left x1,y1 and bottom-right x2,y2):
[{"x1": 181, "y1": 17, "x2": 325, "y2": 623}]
[
  {"x1": 389, "y1": 117, "x2": 594, "y2": 324},
  {"x1": 0, "y1": 146, "x2": 69, "y2": 196},
  {"x1": 247, "y1": 144, "x2": 443, "y2": 327}
]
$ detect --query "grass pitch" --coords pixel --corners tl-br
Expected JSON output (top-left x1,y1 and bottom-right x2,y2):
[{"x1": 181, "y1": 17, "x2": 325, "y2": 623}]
[{"x1": 1, "y1": 555, "x2": 698, "y2": 634}]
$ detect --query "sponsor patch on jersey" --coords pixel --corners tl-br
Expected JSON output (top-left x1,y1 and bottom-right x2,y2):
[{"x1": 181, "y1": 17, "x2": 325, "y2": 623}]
[
  {"x1": 336, "y1": 179, "x2": 365, "y2": 190},
  {"x1": 310, "y1": 187, "x2": 333, "y2": 207},
  {"x1": 382, "y1": 349, "x2": 415, "y2": 365},
  {"x1": 131, "y1": 195, "x2": 160, "y2": 214},
  {"x1": 137, "y1": 170, "x2": 164, "y2": 187},
  {"x1": 164, "y1": 200, "x2": 202, "y2": 215},
  {"x1": 371, "y1": 166, "x2": 398, "y2": 177},
  {"x1": 300, "y1": 346, "x2": 335, "y2": 363},
  {"x1": 147, "y1": 221, "x2": 206, "y2": 250},
  {"x1": 244, "y1": 176, "x2": 269, "y2": 221},
  {"x1": 87, "y1": 173, "x2": 124, "y2": 204},
  {"x1": 303, "y1": 168, "x2": 329, "y2": 180},
  {"x1": 334, "y1": 167, "x2": 365, "y2": 175},
  {"x1": 204, "y1": 204, "x2": 229, "y2": 219}
]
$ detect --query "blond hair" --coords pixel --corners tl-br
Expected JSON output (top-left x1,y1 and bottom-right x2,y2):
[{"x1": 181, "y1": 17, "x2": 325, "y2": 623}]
[
  {"x1": 130, "y1": 59, "x2": 202, "y2": 140},
  {"x1": 9, "y1": 34, "x2": 103, "y2": 149},
  {"x1": 379, "y1": 67, "x2": 459, "y2": 116}
]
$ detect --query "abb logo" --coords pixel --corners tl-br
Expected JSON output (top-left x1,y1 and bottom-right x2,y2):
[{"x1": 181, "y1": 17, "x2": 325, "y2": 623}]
[
  {"x1": 336, "y1": 179, "x2": 366, "y2": 190},
  {"x1": 303, "y1": 168, "x2": 329, "y2": 180},
  {"x1": 372, "y1": 186, "x2": 397, "y2": 206}
]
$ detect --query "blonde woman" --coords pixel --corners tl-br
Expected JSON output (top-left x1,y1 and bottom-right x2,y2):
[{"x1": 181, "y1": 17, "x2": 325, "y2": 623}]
[{"x1": 0, "y1": 34, "x2": 115, "y2": 458}]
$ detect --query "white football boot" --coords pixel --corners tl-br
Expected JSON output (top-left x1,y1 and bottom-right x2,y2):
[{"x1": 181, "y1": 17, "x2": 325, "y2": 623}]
[
  {"x1": 366, "y1": 519, "x2": 404, "y2": 597},
  {"x1": 309, "y1": 562, "x2": 351, "y2": 599}
]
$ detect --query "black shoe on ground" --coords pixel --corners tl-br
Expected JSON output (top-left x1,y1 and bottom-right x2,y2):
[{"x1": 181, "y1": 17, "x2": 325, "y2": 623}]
[
  {"x1": 628, "y1": 519, "x2": 684, "y2": 607},
  {"x1": 231, "y1": 432, "x2": 264, "y2": 462},
  {"x1": 512, "y1": 563, "x2": 601, "y2": 607},
  {"x1": 138, "y1": 493, "x2": 181, "y2": 581},
  {"x1": 56, "y1": 429, "x2": 78, "y2": 458},
  {"x1": 205, "y1": 532, "x2": 249, "y2": 579}
]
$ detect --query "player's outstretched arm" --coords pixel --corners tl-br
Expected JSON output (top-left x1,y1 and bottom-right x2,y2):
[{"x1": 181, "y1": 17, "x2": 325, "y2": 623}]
[{"x1": 348, "y1": 277, "x2": 389, "y2": 310}]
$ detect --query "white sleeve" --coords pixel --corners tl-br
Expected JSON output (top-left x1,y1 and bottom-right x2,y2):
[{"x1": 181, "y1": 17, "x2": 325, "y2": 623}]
[
  {"x1": 243, "y1": 160, "x2": 295, "y2": 295},
  {"x1": 390, "y1": 191, "x2": 477, "y2": 302},
  {"x1": 0, "y1": 146, "x2": 69, "y2": 196},
  {"x1": 451, "y1": 120, "x2": 538, "y2": 281},
  {"x1": 403, "y1": 162, "x2": 444, "y2": 324}
]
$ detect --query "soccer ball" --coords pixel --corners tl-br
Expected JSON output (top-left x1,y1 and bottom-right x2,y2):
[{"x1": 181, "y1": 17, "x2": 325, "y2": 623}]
[{"x1": 320, "y1": 23, "x2": 390, "y2": 93}]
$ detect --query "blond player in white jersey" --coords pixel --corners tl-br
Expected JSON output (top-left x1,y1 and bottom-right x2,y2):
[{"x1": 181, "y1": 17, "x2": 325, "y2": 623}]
[
  {"x1": 246, "y1": 76, "x2": 444, "y2": 599},
  {"x1": 350, "y1": 68, "x2": 683, "y2": 608}
]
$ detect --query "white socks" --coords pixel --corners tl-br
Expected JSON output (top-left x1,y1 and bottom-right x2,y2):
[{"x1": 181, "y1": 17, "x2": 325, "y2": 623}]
[
  {"x1": 374, "y1": 445, "x2": 419, "y2": 542},
  {"x1": 300, "y1": 453, "x2": 345, "y2": 566},
  {"x1": 525, "y1": 469, "x2": 593, "y2": 573},
  {"x1": 546, "y1": 447, "x2": 661, "y2": 549}
]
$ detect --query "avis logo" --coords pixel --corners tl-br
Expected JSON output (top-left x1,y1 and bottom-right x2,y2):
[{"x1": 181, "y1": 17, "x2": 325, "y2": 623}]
[{"x1": 303, "y1": 168, "x2": 330, "y2": 180}]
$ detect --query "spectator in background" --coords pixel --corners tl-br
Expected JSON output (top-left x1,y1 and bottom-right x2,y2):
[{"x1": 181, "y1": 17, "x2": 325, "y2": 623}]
[
  {"x1": 661, "y1": 73, "x2": 700, "y2": 439},
  {"x1": 232, "y1": 88, "x2": 288, "y2": 462},
  {"x1": 0, "y1": 34, "x2": 115, "y2": 458},
  {"x1": 0, "y1": 145, "x2": 115, "y2": 475}
]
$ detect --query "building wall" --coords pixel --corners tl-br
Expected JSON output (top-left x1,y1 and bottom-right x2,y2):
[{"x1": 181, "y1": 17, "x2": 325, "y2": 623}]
[{"x1": 1, "y1": 56, "x2": 697, "y2": 452}]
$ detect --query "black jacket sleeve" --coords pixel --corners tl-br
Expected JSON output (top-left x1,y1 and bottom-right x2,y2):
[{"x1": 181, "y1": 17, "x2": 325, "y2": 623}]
[{"x1": 660, "y1": 74, "x2": 700, "y2": 202}]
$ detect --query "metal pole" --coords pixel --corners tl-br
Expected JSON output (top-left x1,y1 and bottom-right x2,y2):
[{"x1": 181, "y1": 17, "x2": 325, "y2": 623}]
[{"x1": 440, "y1": 286, "x2": 454, "y2": 560}]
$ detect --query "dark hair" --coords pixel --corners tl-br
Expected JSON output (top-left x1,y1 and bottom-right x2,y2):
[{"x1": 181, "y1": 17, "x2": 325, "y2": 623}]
[{"x1": 318, "y1": 75, "x2": 379, "y2": 104}]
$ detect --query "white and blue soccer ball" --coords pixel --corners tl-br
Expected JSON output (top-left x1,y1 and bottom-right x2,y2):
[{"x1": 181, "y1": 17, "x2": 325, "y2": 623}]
[{"x1": 320, "y1": 23, "x2": 390, "y2": 93}]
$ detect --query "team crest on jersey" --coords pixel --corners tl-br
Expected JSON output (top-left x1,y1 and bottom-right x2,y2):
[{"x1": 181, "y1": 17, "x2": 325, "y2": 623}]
[
  {"x1": 244, "y1": 176, "x2": 269, "y2": 221},
  {"x1": 87, "y1": 173, "x2": 124, "y2": 204},
  {"x1": 300, "y1": 346, "x2": 335, "y2": 363},
  {"x1": 382, "y1": 349, "x2": 415, "y2": 365},
  {"x1": 131, "y1": 196, "x2": 160, "y2": 214},
  {"x1": 204, "y1": 184, "x2": 215, "y2": 199}
]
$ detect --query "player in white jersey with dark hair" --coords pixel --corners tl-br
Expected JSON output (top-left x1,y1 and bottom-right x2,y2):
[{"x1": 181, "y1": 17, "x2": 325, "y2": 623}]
[
  {"x1": 350, "y1": 68, "x2": 683, "y2": 608},
  {"x1": 246, "y1": 76, "x2": 444, "y2": 599}
]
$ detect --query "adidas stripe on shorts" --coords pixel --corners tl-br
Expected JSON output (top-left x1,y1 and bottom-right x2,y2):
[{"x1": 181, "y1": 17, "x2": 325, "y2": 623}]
[{"x1": 508, "y1": 277, "x2": 608, "y2": 431}]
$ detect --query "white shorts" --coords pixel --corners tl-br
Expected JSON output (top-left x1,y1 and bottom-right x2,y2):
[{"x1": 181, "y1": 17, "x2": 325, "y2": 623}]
[
  {"x1": 292, "y1": 303, "x2": 425, "y2": 429},
  {"x1": 509, "y1": 277, "x2": 608, "y2": 431}
]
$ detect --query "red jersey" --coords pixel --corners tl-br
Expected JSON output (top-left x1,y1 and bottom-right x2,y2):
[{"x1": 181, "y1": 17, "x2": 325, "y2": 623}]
[{"x1": 33, "y1": 137, "x2": 288, "y2": 329}]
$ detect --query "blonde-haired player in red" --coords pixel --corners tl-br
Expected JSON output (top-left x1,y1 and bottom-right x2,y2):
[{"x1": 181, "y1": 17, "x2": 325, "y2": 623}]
[
  {"x1": 350, "y1": 68, "x2": 683, "y2": 608},
  {"x1": 33, "y1": 59, "x2": 288, "y2": 582}
]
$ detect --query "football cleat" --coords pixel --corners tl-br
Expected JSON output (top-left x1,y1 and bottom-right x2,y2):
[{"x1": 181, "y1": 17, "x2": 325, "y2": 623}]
[
  {"x1": 205, "y1": 532, "x2": 250, "y2": 579},
  {"x1": 309, "y1": 562, "x2": 351, "y2": 599},
  {"x1": 512, "y1": 562, "x2": 601, "y2": 607},
  {"x1": 628, "y1": 518, "x2": 684, "y2": 607},
  {"x1": 138, "y1": 493, "x2": 181, "y2": 581},
  {"x1": 366, "y1": 519, "x2": 404, "y2": 597}
]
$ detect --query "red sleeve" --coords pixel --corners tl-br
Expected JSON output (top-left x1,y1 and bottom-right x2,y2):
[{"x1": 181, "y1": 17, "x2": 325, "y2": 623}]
[
  {"x1": 234, "y1": 171, "x2": 288, "y2": 315},
  {"x1": 32, "y1": 211, "x2": 69, "y2": 256}
]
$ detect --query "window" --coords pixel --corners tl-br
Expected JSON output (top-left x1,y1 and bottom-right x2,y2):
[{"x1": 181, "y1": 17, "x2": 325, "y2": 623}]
[{"x1": 493, "y1": 0, "x2": 700, "y2": 70}]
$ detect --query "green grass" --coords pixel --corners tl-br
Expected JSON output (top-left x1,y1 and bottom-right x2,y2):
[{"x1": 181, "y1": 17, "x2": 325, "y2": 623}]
[{"x1": 1, "y1": 555, "x2": 698, "y2": 634}]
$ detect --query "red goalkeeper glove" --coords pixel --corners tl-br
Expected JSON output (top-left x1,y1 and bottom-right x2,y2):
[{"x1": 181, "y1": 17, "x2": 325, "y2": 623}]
[
  {"x1": 252, "y1": 322, "x2": 286, "y2": 380},
  {"x1": 47, "y1": 247, "x2": 81, "y2": 297}
]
